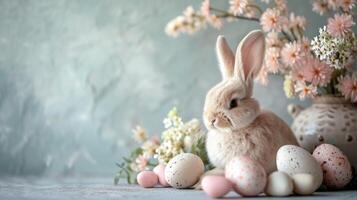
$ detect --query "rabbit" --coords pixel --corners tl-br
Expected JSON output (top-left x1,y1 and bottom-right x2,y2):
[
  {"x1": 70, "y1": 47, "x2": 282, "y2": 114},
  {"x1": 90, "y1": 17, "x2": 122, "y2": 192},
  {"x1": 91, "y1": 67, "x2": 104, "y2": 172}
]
[{"x1": 203, "y1": 30, "x2": 298, "y2": 174}]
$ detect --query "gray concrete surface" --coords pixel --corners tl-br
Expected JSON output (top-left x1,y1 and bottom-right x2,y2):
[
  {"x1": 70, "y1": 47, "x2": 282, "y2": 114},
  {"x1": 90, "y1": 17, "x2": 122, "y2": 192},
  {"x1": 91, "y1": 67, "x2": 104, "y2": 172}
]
[{"x1": 0, "y1": 178, "x2": 356, "y2": 200}]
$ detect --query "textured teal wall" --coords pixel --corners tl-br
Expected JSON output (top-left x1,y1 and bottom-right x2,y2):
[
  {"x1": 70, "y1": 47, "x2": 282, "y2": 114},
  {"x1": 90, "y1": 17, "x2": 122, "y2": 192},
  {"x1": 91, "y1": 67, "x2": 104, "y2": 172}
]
[{"x1": 0, "y1": 0, "x2": 343, "y2": 176}]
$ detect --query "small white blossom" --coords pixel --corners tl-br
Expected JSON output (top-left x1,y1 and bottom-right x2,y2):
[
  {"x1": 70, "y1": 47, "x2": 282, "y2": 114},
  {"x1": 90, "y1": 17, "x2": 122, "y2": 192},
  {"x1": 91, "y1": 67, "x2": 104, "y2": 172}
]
[
  {"x1": 155, "y1": 108, "x2": 203, "y2": 163},
  {"x1": 311, "y1": 26, "x2": 357, "y2": 69}
]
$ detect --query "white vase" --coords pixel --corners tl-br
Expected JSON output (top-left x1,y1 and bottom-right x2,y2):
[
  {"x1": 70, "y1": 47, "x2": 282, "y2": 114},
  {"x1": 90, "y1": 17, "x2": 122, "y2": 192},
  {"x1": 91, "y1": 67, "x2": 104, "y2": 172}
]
[{"x1": 288, "y1": 95, "x2": 357, "y2": 168}]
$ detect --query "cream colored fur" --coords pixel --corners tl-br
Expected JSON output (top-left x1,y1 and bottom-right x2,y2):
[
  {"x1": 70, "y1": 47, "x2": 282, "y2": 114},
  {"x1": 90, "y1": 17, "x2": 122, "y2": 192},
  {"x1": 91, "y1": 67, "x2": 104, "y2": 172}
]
[{"x1": 203, "y1": 30, "x2": 298, "y2": 174}]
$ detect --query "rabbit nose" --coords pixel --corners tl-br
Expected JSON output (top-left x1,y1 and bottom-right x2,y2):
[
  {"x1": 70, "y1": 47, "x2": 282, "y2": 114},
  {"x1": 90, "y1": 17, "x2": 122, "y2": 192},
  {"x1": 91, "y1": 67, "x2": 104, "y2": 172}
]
[{"x1": 211, "y1": 119, "x2": 216, "y2": 125}]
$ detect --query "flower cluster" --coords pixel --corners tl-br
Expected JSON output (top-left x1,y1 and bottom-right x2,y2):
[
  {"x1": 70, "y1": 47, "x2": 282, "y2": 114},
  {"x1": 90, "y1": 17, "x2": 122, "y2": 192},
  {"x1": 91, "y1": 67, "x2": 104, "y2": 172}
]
[
  {"x1": 166, "y1": 0, "x2": 357, "y2": 102},
  {"x1": 155, "y1": 107, "x2": 204, "y2": 163},
  {"x1": 258, "y1": 0, "x2": 308, "y2": 85},
  {"x1": 130, "y1": 127, "x2": 161, "y2": 172},
  {"x1": 312, "y1": 0, "x2": 356, "y2": 15},
  {"x1": 165, "y1": 3, "x2": 225, "y2": 37},
  {"x1": 115, "y1": 107, "x2": 211, "y2": 184},
  {"x1": 285, "y1": 20, "x2": 356, "y2": 101},
  {"x1": 311, "y1": 26, "x2": 356, "y2": 69}
]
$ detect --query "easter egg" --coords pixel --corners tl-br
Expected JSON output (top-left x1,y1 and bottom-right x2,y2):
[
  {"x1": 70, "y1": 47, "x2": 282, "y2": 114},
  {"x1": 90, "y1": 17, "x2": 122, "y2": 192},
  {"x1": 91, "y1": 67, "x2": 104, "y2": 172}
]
[
  {"x1": 276, "y1": 145, "x2": 323, "y2": 191},
  {"x1": 225, "y1": 156, "x2": 267, "y2": 196},
  {"x1": 202, "y1": 176, "x2": 232, "y2": 198},
  {"x1": 312, "y1": 143, "x2": 352, "y2": 189},
  {"x1": 165, "y1": 153, "x2": 204, "y2": 188},
  {"x1": 265, "y1": 171, "x2": 293, "y2": 196},
  {"x1": 137, "y1": 171, "x2": 158, "y2": 188},
  {"x1": 153, "y1": 164, "x2": 170, "y2": 187},
  {"x1": 291, "y1": 173, "x2": 317, "y2": 195}
]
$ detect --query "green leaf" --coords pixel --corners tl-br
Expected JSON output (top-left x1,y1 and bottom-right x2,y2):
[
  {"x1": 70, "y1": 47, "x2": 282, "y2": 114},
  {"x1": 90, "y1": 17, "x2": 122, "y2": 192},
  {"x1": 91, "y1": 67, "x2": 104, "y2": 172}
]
[
  {"x1": 122, "y1": 157, "x2": 132, "y2": 163},
  {"x1": 131, "y1": 147, "x2": 143, "y2": 157},
  {"x1": 114, "y1": 171, "x2": 121, "y2": 185}
]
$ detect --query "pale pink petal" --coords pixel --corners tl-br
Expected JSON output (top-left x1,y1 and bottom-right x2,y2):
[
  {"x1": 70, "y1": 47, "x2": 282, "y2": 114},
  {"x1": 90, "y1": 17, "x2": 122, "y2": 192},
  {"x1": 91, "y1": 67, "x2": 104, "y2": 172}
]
[
  {"x1": 260, "y1": 8, "x2": 286, "y2": 32},
  {"x1": 281, "y1": 42, "x2": 304, "y2": 66},
  {"x1": 303, "y1": 58, "x2": 333, "y2": 86},
  {"x1": 327, "y1": 14, "x2": 355, "y2": 37},
  {"x1": 313, "y1": 1, "x2": 329, "y2": 15}
]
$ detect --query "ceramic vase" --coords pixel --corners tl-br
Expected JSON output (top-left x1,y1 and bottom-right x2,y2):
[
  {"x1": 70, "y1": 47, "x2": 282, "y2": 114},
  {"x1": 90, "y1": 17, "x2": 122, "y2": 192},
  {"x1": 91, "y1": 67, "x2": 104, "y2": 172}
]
[{"x1": 288, "y1": 95, "x2": 357, "y2": 168}]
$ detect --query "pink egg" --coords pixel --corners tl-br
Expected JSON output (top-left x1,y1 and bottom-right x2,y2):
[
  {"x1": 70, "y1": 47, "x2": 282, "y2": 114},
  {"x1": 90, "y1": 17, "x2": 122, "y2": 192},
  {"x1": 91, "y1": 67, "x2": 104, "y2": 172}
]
[
  {"x1": 312, "y1": 144, "x2": 352, "y2": 189},
  {"x1": 225, "y1": 156, "x2": 267, "y2": 196},
  {"x1": 137, "y1": 171, "x2": 158, "y2": 188},
  {"x1": 202, "y1": 176, "x2": 232, "y2": 198},
  {"x1": 153, "y1": 164, "x2": 170, "y2": 187}
]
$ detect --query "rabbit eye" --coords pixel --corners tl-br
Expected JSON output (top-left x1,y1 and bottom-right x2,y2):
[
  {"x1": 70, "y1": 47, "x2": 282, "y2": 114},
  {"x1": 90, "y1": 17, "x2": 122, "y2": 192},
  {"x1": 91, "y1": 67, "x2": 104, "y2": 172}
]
[{"x1": 229, "y1": 98, "x2": 238, "y2": 109}]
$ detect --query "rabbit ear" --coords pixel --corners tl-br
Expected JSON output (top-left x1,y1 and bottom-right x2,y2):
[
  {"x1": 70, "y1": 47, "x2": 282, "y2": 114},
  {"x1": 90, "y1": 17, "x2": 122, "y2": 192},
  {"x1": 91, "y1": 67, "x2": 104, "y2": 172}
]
[
  {"x1": 234, "y1": 30, "x2": 265, "y2": 96},
  {"x1": 216, "y1": 35, "x2": 235, "y2": 80}
]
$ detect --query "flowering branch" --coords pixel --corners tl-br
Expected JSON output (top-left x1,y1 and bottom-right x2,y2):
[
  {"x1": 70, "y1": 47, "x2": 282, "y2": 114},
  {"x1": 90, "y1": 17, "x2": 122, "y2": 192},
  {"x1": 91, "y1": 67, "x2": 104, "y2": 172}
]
[
  {"x1": 247, "y1": 4, "x2": 263, "y2": 15},
  {"x1": 165, "y1": 0, "x2": 357, "y2": 102},
  {"x1": 209, "y1": 7, "x2": 260, "y2": 21}
]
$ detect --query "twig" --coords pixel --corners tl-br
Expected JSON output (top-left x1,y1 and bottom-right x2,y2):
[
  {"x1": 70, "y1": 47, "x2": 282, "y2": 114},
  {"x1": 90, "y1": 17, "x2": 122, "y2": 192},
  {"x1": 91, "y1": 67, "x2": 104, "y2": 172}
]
[
  {"x1": 210, "y1": 7, "x2": 260, "y2": 22},
  {"x1": 281, "y1": 30, "x2": 293, "y2": 42},
  {"x1": 246, "y1": 4, "x2": 263, "y2": 15},
  {"x1": 290, "y1": 28, "x2": 298, "y2": 41},
  {"x1": 297, "y1": 26, "x2": 304, "y2": 39}
]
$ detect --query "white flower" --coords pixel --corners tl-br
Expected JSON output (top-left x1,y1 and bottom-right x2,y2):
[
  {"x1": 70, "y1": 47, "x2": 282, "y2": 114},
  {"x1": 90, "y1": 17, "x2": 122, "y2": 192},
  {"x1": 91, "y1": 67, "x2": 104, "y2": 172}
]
[
  {"x1": 163, "y1": 118, "x2": 172, "y2": 128},
  {"x1": 184, "y1": 136, "x2": 193, "y2": 152},
  {"x1": 132, "y1": 126, "x2": 147, "y2": 143},
  {"x1": 311, "y1": 26, "x2": 357, "y2": 69},
  {"x1": 155, "y1": 108, "x2": 203, "y2": 163},
  {"x1": 165, "y1": 7, "x2": 207, "y2": 37}
]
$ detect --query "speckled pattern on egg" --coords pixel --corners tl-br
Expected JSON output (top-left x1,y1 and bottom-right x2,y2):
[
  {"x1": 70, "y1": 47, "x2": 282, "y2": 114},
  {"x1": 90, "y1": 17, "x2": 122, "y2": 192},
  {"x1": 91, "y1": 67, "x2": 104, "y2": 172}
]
[
  {"x1": 313, "y1": 144, "x2": 352, "y2": 189},
  {"x1": 276, "y1": 145, "x2": 323, "y2": 190},
  {"x1": 165, "y1": 153, "x2": 204, "y2": 189},
  {"x1": 225, "y1": 156, "x2": 266, "y2": 196}
]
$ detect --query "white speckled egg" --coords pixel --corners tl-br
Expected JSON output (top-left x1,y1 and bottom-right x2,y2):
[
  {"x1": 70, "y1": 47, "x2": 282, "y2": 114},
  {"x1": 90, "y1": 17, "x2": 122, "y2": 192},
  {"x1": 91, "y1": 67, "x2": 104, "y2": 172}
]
[
  {"x1": 265, "y1": 171, "x2": 293, "y2": 197},
  {"x1": 165, "y1": 153, "x2": 204, "y2": 188},
  {"x1": 312, "y1": 144, "x2": 352, "y2": 189},
  {"x1": 276, "y1": 145, "x2": 323, "y2": 191},
  {"x1": 225, "y1": 156, "x2": 267, "y2": 196}
]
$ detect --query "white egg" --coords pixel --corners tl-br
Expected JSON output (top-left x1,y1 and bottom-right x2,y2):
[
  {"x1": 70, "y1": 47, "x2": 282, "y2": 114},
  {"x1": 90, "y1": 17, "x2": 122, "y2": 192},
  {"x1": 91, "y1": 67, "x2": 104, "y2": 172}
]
[
  {"x1": 276, "y1": 145, "x2": 322, "y2": 191},
  {"x1": 292, "y1": 173, "x2": 317, "y2": 195},
  {"x1": 165, "y1": 153, "x2": 204, "y2": 188},
  {"x1": 265, "y1": 171, "x2": 293, "y2": 197}
]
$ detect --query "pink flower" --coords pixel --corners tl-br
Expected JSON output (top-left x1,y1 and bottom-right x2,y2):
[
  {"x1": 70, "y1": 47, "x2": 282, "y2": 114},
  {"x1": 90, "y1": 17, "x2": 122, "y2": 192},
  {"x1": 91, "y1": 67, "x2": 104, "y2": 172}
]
[
  {"x1": 281, "y1": 42, "x2": 304, "y2": 66},
  {"x1": 266, "y1": 31, "x2": 283, "y2": 47},
  {"x1": 340, "y1": 0, "x2": 356, "y2": 11},
  {"x1": 208, "y1": 15, "x2": 224, "y2": 29},
  {"x1": 327, "y1": 14, "x2": 355, "y2": 37},
  {"x1": 291, "y1": 61, "x2": 307, "y2": 82},
  {"x1": 135, "y1": 155, "x2": 149, "y2": 171},
  {"x1": 327, "y1": 0, "x2": 341, "y2": 10},
  {"x1": 244, "y1": 7, "x2": 259, "y2": 18},
  {"x1": 337, "y1": 73, "x2": 357, "y2": 102},
  {"x1": 264, "y1": 47, "x2": 281, "y2": 73},
  {"x1": 303, "y1": 58, "x2": 333, "y2": 86},
  {"x1": 298, "y1": 37, "x2": 311, "y2": 56},
  {"x1": 295, "y1": 81, "x2": 318, "y2": 100},
  {"x1": 260, "y1": 8, "x2": 287, "y2": 32},
  {"x1": 275, "y1": 0, "x2": 288, "y2": 13},
  {"x1": 289, "y1": 13, "x2": 307, "y2": 30},
  {"x1": 150, "y1": 136, "x2": 160, "y2": 145},
  {"x1": 312, "y1": 1, "x2": 329, "y2": 15},
  {"x1": 201, "y1": 0, "x2": 210, "y2": 18},
  {"x1": 229, "y1": 0, "x2": 249, "y2": 15}
]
